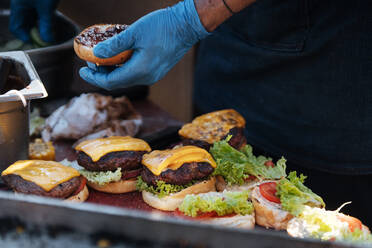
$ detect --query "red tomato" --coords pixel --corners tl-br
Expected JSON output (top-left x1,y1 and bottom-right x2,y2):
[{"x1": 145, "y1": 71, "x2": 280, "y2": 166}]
[
  {"x1": 195, "y1": 211, "x2": 218, "y2": 219},
  {"x1": 259, "y1": 182, "x2": 281, "y2": 204},
  {"x1": 174, "y1": 209, "x2": 216, "y2": 219},
  {"x1": 174, "y1": 209, "x2": 191, "y2": 219},
  {"x1": 244, "y1": 175, "x2": 257, "y2": 182},
  {"x1": 337, "y1": 214, "x2": 363, "y2": 232},
  {"x1": 72, "y1": 176, "x2": 87, "y2": 195},
  {"x1": 174, "y1": 209, "x2": 235, "y2": 220},
  {"x1": 264, "y1": 160, "x2": 275, "y2": 168}
]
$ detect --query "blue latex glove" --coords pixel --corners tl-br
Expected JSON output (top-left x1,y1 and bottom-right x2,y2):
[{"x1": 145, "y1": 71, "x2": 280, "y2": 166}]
[
  {"x1": 10, "y1": 0, "x2": 60, "y2": 43},
  {"x1": 79, "y1": 0, "x2": 209, "y2": 90}
]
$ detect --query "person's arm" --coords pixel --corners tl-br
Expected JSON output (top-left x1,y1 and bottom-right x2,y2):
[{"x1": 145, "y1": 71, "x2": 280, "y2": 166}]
[
  {"x1": 10, "y1": 0, "x2": 60, "y2": 43},
  {"x1": 196, "y1": 0, "x2": 255, "y2": 32},
  {"x1": 79, "y1": 0, "x2": 256, "y2": 90}
]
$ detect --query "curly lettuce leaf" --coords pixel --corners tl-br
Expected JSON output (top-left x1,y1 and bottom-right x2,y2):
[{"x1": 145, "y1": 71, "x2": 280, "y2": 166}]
[
  {"x1": 179, "y1": 191, "x2": 253, "y2": 217},
  {"x1": 210, "y1": 137, "x2": 286, "y2": 185},
  {"x1": 79, "y1": 168, "x2": 122, "y2": 186},
  {"x1": 136, "y1": 176, "x2": 193, "y2": 198},
  {"x1": 277, "y1": 171, "x2": 325, "y2": 216}
]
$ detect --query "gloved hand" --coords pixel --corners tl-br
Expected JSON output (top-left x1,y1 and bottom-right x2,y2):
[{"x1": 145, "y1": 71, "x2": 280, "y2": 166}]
[
  {"x1": 10, "y1": 0, "x2": 60, "y2": 43},
  {"x1": 79, "y1": 0, "x2": 209, "y2": 90}
]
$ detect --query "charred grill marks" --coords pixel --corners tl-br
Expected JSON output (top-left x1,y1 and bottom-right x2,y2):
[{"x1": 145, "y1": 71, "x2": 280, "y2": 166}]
[
  {"x1": 181, "y1": 127, "x2": 246, "y2": 150},
  {"x1": 75, "y1": 24, "x2": 128, "y2": 47}
]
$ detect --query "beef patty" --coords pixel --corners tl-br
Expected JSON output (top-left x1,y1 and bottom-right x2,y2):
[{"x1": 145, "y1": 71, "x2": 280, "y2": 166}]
[
  {"x1": 2, "y1": 175, "x2": 81, "y2": 198},
  {"x1": 141, "y1": 162, "x2": 214, "y2": 186},
  {"x1": 181, "y1": 127, "x2": 246, "y2": 150},
  {"x1": 224, "y1": 127, "x2": 246, "y2": 149},
  {"x1": 77, "y1": 150, "x2": 147, "y2": 172}
]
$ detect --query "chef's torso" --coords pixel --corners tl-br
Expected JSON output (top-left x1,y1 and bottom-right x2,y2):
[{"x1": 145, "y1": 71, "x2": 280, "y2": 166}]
[{"x1": 194, "y1": 0, "x2": 372, "y2": 174}]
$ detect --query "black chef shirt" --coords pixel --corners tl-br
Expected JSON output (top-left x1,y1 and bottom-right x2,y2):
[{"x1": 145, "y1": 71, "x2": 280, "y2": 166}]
[{"x1": 194, "y1": 0, "x2": 372, "y2": 175}]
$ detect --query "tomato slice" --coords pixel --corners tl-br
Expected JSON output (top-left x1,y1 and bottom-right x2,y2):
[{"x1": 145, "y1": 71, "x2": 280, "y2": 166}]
[
  {"x1": 174, "y1": 209, "x2": 235, "y2": 220},
  {"x1": 244, "y1": 175, "x2": 257, "y2": 182},
  {"x1": 337, "y1": 214, "x2": 363, "y2": 232},
  {"x1": 72, "y1": 176, "x2": 87, "y2": 196},
  {"x1": 195, "y1": 211, "x2": 218, "y2": 219},
  {"x1": 259, "y1": 182, "x2": 281, "y2": 204},
  {"x1": 264, "y1": 160, "x2": 275, "y2": 168}
]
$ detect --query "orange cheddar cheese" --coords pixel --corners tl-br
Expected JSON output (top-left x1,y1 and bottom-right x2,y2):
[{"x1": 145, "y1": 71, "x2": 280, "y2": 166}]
[
  {"x1": 2, "y1": 160, "x2": 80, "y2": 192},
  {"x1": 75, "y1": 136, "x2": 151, "y2": 162},
  {"x1": 142, "y1": 146, "x2": 216, "y2": 176}
]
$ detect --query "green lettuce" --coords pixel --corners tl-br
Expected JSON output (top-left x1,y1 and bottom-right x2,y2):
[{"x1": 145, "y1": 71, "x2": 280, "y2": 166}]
[
  {"x1": 29, "y1": 108, "x2": 45, "y2": 136},
  {"x1": 136, "y1": 176, "x2": 194, "y2": 198},
  {"x1": 210, "y1": 137, "x2": 286, "y2": 185},
  {"x1": 179, "y1": 191, "x2": 253, "y2": 217},
  {"x1": 277, "y1": 171, "x2": 325, "y2": 216},
  {"x1": 79, "y1": 168, "x2": 122, "y2": 186}
]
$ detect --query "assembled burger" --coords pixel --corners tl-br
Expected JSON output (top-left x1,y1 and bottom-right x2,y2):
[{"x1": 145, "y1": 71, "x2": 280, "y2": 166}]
[
  {"x1": 252, "y1": 172, "x2": 325, "y2": 230},
  {"x1": 137, "y1": 145, "x2": 217, "y2": 211},
  {"x1": 75, "y1": 136, "x2": 151, "y2": 193},
  {"x1": 1, "y1": 160, "x2": 89, "y2": 202},
  {"x1": 178, "y1": 109, "x2": 246, "y2": 150}
]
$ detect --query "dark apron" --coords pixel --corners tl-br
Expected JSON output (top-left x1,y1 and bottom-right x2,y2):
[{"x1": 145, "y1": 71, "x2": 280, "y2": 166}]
[{"x1": 194, "y1": 0, "x2": 372, "y2": 175}]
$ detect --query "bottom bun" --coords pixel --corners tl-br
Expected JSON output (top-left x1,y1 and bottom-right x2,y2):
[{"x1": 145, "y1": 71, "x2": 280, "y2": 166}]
[
  {"x1": 203, "y1": 214, "x2": 255, "y2": 229},
  {"x1": 87, "y1": 178, "x2": 137, "y2": 194},
  {"x1": 251, "y1": 186, "x2": 293, "y2": 230},
  {"x1": 66, "y1": 185, "x2": 89, "y2": 202},
  {"x1": 142, "y1": 177, "x2": 216, "y2": 211}
]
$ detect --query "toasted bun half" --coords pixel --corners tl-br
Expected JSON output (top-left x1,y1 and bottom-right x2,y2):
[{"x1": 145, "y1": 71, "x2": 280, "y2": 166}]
[
  {"x1": 74, "y1": 24, "x2": 133, "y2": 66},
  {"x1": 66, "y1": 185, "x2": 89, "y2": 202},
  {"x1": 203, "y1": 214, "x2": 255, "y2": 229},
  {"x1": 251, "y1": 186, "x2": 293, "y2": 230},
  {"x1": 87, "y1": 178, "x2": 137, "y2": 194},
  {"x1": 142, "y1": 177, "x2": 216, "y2": 211}
]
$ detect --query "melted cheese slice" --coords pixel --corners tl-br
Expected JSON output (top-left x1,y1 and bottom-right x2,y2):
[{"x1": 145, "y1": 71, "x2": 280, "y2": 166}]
[
  {"x1": 75, "y1": 136, "x2": 151, "y2": 162},
  {"x1": 2, "y1": 160, "x2": 80, "y2": 192},
  {"x1": 142, "y1": 146, "x2": 216, "y2": 176},
  {"x1": 178, "y1": 109, "x2": 246, "y2": 144}
]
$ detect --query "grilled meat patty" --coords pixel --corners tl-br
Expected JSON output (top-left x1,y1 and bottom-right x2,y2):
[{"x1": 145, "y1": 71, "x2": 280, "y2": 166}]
[
  {"x1": 141, "y1": 162, "x2": 214, "y2": 186},
  {"x1": 180, "y1": 139, "x2": 211, "y2": 150},
  {"x1": 225, "y1": 127, "x2": 246, "y2": 149},
  {"x1": 77, "y1": 151, "x2": 147, "y2": 172},
  {"x1": 181, "y1": 127, "x2": 246, "y2": 150},
  {"x1": 2, "y1": 175, "x2": 81, "y2": 198}
]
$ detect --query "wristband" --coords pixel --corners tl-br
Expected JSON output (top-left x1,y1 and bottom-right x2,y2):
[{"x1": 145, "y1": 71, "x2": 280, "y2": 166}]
[{"x1": 222, "y1": 0, "x2": 236, "y2": 15}]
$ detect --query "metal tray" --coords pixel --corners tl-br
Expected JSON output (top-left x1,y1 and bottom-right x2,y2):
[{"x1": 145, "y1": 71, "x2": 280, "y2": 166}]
[
  {"x1": 0, "y1": 190, "x2": 361, "y2": 248},
  {"x1": 0, "y1": 51, "x2": 47, "y2": 172}
]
